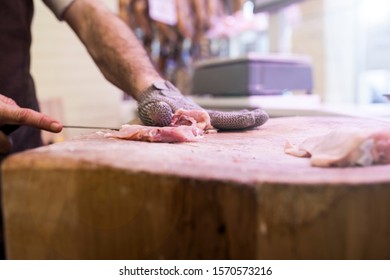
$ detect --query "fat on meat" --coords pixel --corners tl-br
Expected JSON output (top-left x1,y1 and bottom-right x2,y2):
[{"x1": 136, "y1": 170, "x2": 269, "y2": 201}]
[
  {"x1": 104, "y1": 109, "x2": 212, "y2": 143},
  {"x1": 284, "y1": 127, "x2": 390, "y2": 167}
]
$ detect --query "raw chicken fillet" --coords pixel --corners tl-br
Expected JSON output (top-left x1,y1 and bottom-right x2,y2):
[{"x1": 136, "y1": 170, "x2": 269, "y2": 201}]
[
  {"x1": 284, "y1": 127, "x2": 390, "y2": 167},
  {"x1": 104, "y1": 109, "x2": 212, "y2": 143}
]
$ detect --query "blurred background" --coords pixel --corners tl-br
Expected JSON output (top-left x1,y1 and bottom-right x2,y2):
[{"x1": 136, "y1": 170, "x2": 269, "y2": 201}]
[{"x1": 31, "y1": 0, "x2": 390, "y2": 142}]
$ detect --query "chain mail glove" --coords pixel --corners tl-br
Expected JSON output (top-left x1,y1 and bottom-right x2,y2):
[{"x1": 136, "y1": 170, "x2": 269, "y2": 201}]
[{"x1": 137, "y1": 80, "x2": 269, "y2": 130}]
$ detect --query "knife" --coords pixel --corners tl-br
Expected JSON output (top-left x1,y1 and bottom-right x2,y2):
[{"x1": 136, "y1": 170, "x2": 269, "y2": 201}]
[{"x1": 63, "y1": 125, "x2": 119, "y2": 131}]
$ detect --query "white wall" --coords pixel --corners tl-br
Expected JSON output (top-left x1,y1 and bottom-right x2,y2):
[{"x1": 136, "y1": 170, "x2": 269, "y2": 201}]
[
  {"x1": 267, "y1": 0, "x2": 369, "y2": 105},
  {"x1": 324, "y1": 0, "x2": 359, "y2": 104},
  {"x1": 31, "y1": 0, "x2": 124, "y2": 139}
]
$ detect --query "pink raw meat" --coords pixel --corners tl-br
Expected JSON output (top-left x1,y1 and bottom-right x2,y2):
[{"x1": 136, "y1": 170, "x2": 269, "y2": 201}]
[
  {"x1": 171, "y1": 109, "x2": 212, "y2": 130},
  {"x1": 104, "y1": 109, "x2": 212, "y2": 143},
  {"x1": 284, "y1": 127, "x2": 390, "y2": 167},
  {"x1": 104, "y1": 124, "x2": 199, "y2": 143}
]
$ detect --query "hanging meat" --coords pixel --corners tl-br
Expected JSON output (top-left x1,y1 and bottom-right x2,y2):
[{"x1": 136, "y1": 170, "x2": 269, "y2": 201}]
[{"x1": 118, "y1": 0, "x2": 231, "y2": 82}]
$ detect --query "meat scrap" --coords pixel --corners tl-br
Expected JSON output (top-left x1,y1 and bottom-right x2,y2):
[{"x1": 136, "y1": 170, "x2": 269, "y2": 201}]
[
  {"x1": 104, "y1": 109, "x2": 212, "y2": 143},
  {"x1": 104, "y1": 124, "x2": 199, "y2": 143},
  {"x1": 171, "y1": 108, "x2": 212, "y2": 130},
  {"x1": 284, "y1": 127, "x2": 390, "y2": 167}
]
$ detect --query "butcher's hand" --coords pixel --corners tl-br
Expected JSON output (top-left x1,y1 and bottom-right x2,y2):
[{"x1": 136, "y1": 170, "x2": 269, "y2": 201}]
[
  {"x1": 0, "y1": 94, "x2": 63, "y2": 153},
  {"x1": 137, "y1": 81, "x2": 269, "y2": 129}
]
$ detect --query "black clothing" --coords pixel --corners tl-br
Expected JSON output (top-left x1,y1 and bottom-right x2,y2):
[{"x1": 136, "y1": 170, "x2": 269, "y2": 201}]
[{"x1": 0, "y1": 0, "x2": 42, "y2": 259}]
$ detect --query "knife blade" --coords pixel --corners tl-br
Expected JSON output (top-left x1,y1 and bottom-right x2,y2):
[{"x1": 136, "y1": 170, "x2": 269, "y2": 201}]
[{"x1": 63, "y1": 125, "x2": 119, "y2": 131}]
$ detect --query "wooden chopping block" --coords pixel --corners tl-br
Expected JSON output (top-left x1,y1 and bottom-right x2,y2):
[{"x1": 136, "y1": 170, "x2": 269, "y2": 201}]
[{"x1": 2, "y1": 116, "x2": 390, "y2": 259}]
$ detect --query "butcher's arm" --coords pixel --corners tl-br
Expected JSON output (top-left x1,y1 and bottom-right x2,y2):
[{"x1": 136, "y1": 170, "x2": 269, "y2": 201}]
[
  {"x1": 60, "y1": 0, "x2": 269, "y2": 129},
  {"x1": 62, "y1": 0, "x2": 163, "y2": 100}
]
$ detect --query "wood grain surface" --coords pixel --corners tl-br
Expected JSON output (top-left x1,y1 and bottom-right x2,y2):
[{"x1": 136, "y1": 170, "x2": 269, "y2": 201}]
[{"x1": 2, "y1": 116, "x2": 390, "y2": 259}]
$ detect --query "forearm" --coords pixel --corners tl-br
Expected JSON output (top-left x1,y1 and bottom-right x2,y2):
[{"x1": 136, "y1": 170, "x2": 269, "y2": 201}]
[{"x1": 63, "y1": 0, "x2": 163, "y2": 100}]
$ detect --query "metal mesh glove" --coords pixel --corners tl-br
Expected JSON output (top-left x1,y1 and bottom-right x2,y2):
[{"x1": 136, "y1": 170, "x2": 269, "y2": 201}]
[{"x1": 137, "y1": 81, "x2": 269, "y2": 130}]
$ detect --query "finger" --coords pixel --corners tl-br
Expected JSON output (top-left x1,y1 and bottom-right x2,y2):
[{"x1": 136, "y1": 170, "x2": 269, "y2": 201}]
[
  {"x1": 0, "y1": 94, "x2": 18, "y2": 106},
  {"x1": 0, "y1": 131, "x2": 12, "y2": 154},
  {"x1": 138, "y1": 101, "x2": 173, "y2": 126},
  {"x1": 208, "y1": 108, "x2": 269, "y2": 130},
  {"x1": 2, "y1": 106, "x2": 63, "y2": 133}
]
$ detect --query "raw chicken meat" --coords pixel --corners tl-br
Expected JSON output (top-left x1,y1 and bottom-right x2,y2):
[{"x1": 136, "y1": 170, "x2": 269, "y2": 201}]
[
  {"x1": 284, "y1": 127, "x2": 390, "y2": 167},
  {"x1": 104, "y1": 124, "x2": 199, "y2": 143},
  {"x1": 104, "y1": 109, "x2": 212, "y2": 143},
  {"x1": 171, "y1": 108, "x2": 212, "y2": 130}
]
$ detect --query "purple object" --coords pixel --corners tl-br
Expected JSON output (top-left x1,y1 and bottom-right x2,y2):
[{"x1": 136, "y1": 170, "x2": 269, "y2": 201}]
[{"x1": 192, "y1": 53, "x2": 313, "y2": 96}]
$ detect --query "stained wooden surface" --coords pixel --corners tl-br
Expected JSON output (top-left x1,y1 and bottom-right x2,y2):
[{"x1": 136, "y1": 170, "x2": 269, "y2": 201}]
[{"x1": 2, "y1": 116, "x2": 390, "y2": 259}]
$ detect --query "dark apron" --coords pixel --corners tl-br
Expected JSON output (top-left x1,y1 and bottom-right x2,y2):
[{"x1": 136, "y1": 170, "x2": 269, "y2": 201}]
[{"x1": 0, "y1": 0, "x2": 42, "y2": 259}]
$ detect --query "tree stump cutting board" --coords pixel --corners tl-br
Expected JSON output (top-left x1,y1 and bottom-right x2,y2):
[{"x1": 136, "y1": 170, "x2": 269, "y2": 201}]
[{"x1": 2, "y1": 116, "x2": 390, "y2": 259}]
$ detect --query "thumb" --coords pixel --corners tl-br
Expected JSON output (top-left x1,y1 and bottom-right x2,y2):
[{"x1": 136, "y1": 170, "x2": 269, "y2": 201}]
[
  {"x1": 0, "y1": 131, "x2": 12, "y2": 154},
  {"x1": 138, "y1": 101, "x2": 174, "y2": 126}
]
